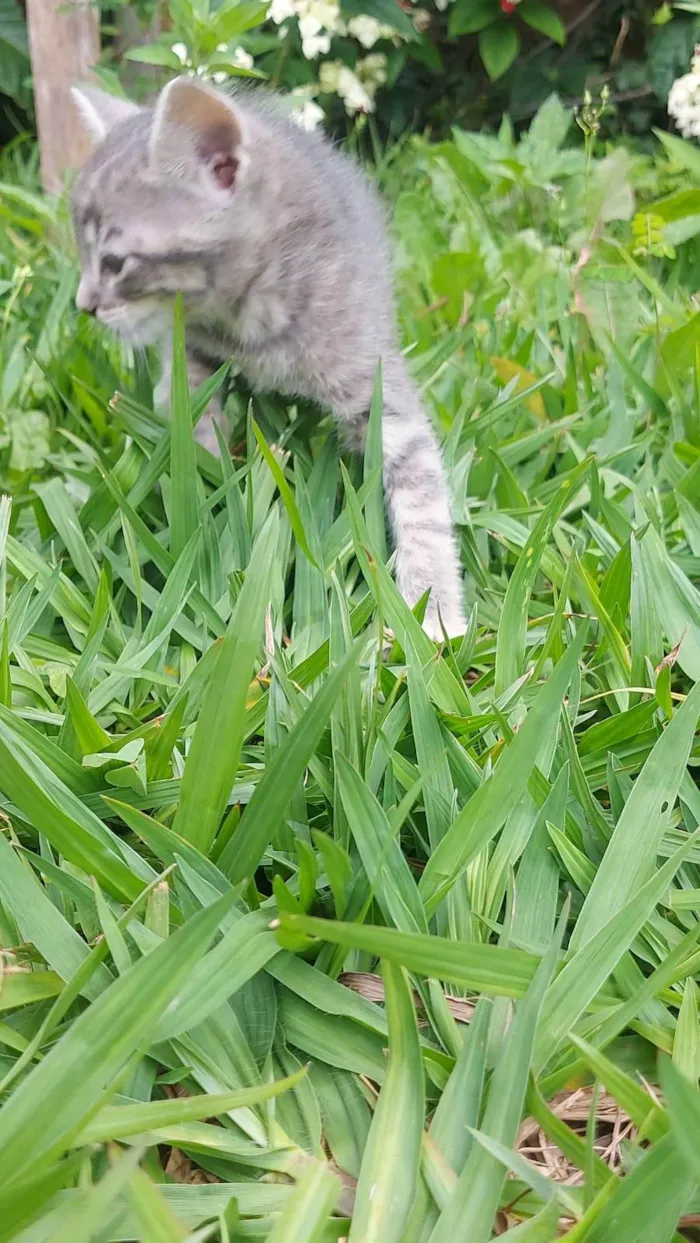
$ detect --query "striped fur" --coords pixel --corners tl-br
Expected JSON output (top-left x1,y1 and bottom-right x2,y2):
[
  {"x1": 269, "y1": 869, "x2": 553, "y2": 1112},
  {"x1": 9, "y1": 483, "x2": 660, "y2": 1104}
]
[{"x1": 71, "y1": 77, "x2": 465, "y2": 637}]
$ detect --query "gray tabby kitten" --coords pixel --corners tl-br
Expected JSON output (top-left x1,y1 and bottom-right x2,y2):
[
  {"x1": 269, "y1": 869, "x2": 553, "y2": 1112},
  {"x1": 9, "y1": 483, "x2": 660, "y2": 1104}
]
[{"x1": 71, "y1": 77, "x2": 465, "y2": 638}]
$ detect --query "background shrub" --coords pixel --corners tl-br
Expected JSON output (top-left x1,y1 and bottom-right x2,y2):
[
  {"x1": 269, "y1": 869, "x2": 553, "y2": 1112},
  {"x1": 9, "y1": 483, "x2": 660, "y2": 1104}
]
[{"x1": 3, "y1": 0, "x2": 700, "y2": 146}]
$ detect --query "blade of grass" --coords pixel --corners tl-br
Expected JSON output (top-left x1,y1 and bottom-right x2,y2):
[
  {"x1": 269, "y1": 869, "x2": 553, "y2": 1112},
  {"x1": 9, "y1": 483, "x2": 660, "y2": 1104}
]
[
  {"x1": 264, "y1": 1162, "x2": 341, "y2": 1243},
  {"x1": 0, "y1": 892, "x2": 234, "y2": 1183},
  {"x1": 428, "y1": 908, "x2": 566, "y2": 1243},
  {"x1": 76, "y1": 1070, "x2": 307, "y2": 1144},
  {"x1": 172, "y1": 511, "x2": 277, "y2": 853},
  {"x1": 276, "y1": 913, "x2": 539, "y2": 997},
  {"x1": 219, "y1": 645, "x2": 360, "y2": 884},
  {"x1": 571, "y1": 680, "x2": 700, "y2": 952},
  {"x1": 420, "y1": 629, "x2": 586, "y2": 913},
  {"x1": 348, "y1": 961, "x2": 424, "y2": 1243},
  {"x1": 495, "y1": 460, "x2": 588, "y2": 696},
  {"x1": 169, "y1": 295, "x2": 199, "y2": 562}
]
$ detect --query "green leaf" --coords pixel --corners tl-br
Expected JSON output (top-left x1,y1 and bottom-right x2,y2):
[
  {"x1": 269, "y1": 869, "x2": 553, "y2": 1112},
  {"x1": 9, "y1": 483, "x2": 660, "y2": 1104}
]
[
  {"x1": 38, "y1": 1146, "x2": 145, "y2": 1243},
  {"x1": 571, "y1": 1132, "x2": 692, "y2": 1243},
  {"x1": 448, "y1": 0, "x2": 497, "y2": 37},
  {"x1": 343, "y1": 468, "x2": 468, "y2": 714},
  {"x1": 478, "y1": 23, "x2": 520, "y2": 80},
  {"x1": 340, "y1": 0, "x2": 416, "y2": 39},
  {"x1": 0, "y1": 0, "x2": 27, "y2": 56},
  {"x1": 128, "y1": 1167, "x2": 189, "y2": 1243},
  {"x1": 518, "y1": 0, "x2": 566, "y2": 44},
  {"x1": 124, "y1": 43, "x2": 185, "y2": 69},
  {"x1": 264, "y1": 1162, "x2": 341, "y2": 1243},
  {"x1": 172, "y1": 511, "x2": 277, "y2": 853},
  {"x1": 660, "y1": 1054, "x2": 700, "y2": 1177},
  {"x1": 309, "y1": 1063, "x2": 371, "y2": 1179},
  {"x1": 534, "y1": 833, "x2": 700, "y2": 1069},
  {"x1": 420, "y1": 628, "x2": 586, "y2": 912},
  {"x1": 569, "y1": 1036, "x2": 667, "y2": 1140},
  {"x1": 214, "y1": 0, "x2": 271, "y2": 41},
  {"x1": 0, "y1": 723, "x2": 145, "y2": 903},
  {"x1": 428, "y1": 997, "x2": 490, "y2": 1175},
  {"x1": 0, "y1": 970, "x2": 63, "y2": 1012},
  {"x1": 277, "y1": 914, "x2": 539, "y2": 997},
  {"x1": 495, "y1": 461, "x2": 588, "y2": 695},
  {"x1": 654, "y1": 126, "x2": 700, "y2": 182},
  {"x1": 348, "y1": 962, "x2": 424, "y2": 1243},
  {"x1": 335, "y1": 752, "x2": 426, "y2": 934},
  {"x1": 363, "y1": 364, "x2": 387, "y2": 564},
  {"x1": 496, "y1": 1201, "x2": 560, "y2": 1240},
  {"x1": 634, "y1": 524, "x2": 700, "y2": 680},
  {"x1": 76, "y1": 1069, "x2": 307, "y2": 1144},
  {"x1": 429, "y1": 910, "x2": 565, "y2": 1243},
  {"x1": 571, "y1": 680, "x2": 700, "y2": 951},
  {"x1": 672, "y1": 978, "x2": 700, "y2": 1083},
  {"x1": 0, "y1": 892, "x2": 234, "y2": 1183},
  {"x1": 253, "y1": 423, "x2": 320, "y2": 569},
  {"x1": 219, "y1": 645, "x2": 360, "y2": 884},
  {"x1": 0, "y1": 831, "x2": 112, "y2": 999},
  {"x1": 156, "y1": 910, "x2": 279, "y2": 1038},
  {"x1": 169, "y1": 294, "x2": 200, "y2": 562},
  {"x1": 34, "y1": 479, "x2": 100, "y2": 595}
]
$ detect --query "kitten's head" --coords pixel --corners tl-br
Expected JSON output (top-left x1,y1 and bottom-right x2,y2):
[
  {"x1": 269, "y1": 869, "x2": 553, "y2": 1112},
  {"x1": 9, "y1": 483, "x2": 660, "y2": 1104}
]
[{"x1": 71, "y1": 78, "x2": 249, "y2": 345}]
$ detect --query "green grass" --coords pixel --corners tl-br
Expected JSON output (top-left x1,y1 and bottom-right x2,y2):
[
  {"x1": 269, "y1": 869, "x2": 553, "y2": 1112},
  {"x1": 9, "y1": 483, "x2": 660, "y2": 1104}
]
[{"x1": 0, "y1": 96, "x2": 700, "y2": 1241}]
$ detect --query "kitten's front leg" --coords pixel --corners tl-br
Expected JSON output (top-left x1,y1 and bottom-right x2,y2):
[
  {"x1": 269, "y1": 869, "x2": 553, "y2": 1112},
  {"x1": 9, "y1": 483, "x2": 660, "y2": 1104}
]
[
  {"x1": 334, "y1": 355, "x2": 465, "y2": 641},
  {"x1": 154, "y1": 341, "x2": 228, "y2": 456},
  {"x1": 382, "y1": 399, "x2": 465, "y2": 640}
]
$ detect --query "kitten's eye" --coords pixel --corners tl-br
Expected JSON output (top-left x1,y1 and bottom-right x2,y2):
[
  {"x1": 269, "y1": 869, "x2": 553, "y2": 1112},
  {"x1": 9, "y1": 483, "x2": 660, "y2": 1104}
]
[{"x1": 101, "y1": 254, "x2": 126, "y2": 276}]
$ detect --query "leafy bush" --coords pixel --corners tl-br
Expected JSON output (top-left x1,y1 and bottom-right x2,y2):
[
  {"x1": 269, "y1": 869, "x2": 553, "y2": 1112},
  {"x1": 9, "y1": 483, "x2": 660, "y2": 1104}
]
[
  {"x1": 5, "y1": 0, "x2": 700, "y2": 141},
  {"x1": 118, "y1": 0, "x2": 566, "y2": 120},
  {"x1": 93, "y1": 0, "x2": 700, "y2": 138},
  {"x1": 0, "y1": 0, "x2": 30, "y2": 117},
  {"x1": 0, "y1": 97, "x2": 700, "y2": 1240}
]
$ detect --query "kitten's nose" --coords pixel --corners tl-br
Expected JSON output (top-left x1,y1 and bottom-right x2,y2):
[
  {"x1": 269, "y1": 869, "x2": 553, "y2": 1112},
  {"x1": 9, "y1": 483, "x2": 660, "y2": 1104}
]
[{"x1": 76, "y1": 277, "x2": 99, "y2": 315}]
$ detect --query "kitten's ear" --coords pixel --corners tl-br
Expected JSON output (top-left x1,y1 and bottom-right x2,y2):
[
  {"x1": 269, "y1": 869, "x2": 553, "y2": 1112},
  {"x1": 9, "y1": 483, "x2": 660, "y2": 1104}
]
[
  {"x1": 150, "y1": 76, "x2": 246, "y2": 191},
  {"x1": 72, "y1": 85, "x2": 139, "y2": 147}
]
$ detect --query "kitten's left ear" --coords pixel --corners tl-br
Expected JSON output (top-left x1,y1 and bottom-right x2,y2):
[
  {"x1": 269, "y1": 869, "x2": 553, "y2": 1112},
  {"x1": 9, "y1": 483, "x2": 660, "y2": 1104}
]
[
  {"x1": 72, "y1": 84, "x2": 140, "y2": 147},
  {"x1": 150, "y1": 77, "x2": 247, "y2": 191}
]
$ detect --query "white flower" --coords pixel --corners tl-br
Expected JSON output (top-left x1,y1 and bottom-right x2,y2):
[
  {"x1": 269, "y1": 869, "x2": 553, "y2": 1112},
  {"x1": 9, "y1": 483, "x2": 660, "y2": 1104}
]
[
  {"x1": 231, "y1": 45, "x2": 254, "y2": 69},
  {"x1": 347, "y1": 15, "x2": 380, "y2": 47},
  {"x1": 293, "y1": 99, "x2": 326, "y2": 129},
  {"x1": 342, "y1": 78, "x2": 373, "y2": 113},
  {"x1": 208, "y1": 42, "x2": 255, "y2": 77},
  {"x1": 669, "y1": 45, "x2": 700, "y2": 139},
  {"x1": 308, "y1": 0, "x2": 344, "y2": 32},
  {"x1": 171, "y1": 42, "x2": 190, "y2": 65},
  {"x1": 268, "y1": 0, "x2": 355, "y2": 56},
  {"x1": 299, "y1": 12, "x2": 331, "y2": 58},
  {"x1": 269, "y1": 0, "x2": 297, "y2": 22},
  {"x1": 319, "y1": 59, "x2": 341, "y2": 92},
  {"x1": 338, "y1": 64, "x2": 373, "y2": 112},
  {"x1": 319, "y1": 56, "x2": 386, "y2": 113},
  {"x1": 357, "y1": 51, "x2": 387, "y2": 84}
]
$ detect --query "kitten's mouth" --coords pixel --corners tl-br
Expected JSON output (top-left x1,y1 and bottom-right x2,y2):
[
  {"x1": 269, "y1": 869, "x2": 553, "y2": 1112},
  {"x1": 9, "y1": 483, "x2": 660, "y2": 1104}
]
[{"x1": 97, "y1": 300, "x2": 171, "y2": 348}]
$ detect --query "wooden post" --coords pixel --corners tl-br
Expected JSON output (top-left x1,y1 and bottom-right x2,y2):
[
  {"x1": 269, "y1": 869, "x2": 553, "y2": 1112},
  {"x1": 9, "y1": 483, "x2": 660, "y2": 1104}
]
[{"x1": 25, "y1": 0, "x2": 101, "y2": 193}]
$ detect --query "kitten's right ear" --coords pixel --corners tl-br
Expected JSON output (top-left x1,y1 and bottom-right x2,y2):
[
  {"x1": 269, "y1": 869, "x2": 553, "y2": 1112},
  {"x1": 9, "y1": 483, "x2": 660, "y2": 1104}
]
[
  {"x1": 72, "y1": 85, "x2": 140, "y2": 147},
  {"x1": 150, "y1": 76, "x2": 247, "y2": 191}
]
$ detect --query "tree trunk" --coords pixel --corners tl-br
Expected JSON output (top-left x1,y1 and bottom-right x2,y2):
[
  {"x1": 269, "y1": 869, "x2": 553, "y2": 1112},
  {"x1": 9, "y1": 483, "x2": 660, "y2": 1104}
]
[{"x1": 25, "y1": 0, "x2": 101, "y2": 193}]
